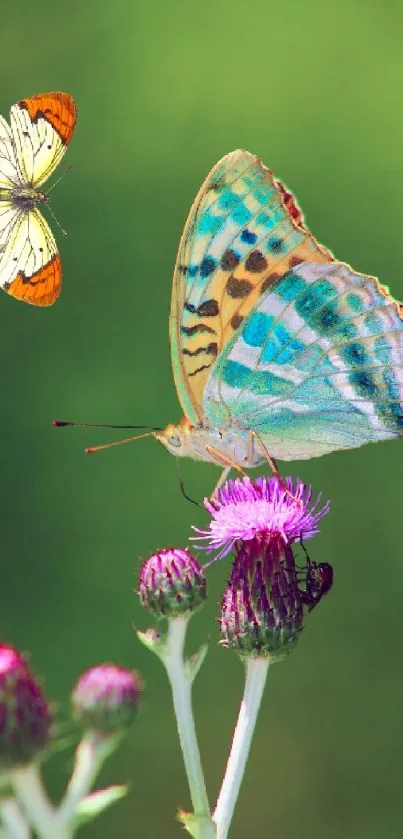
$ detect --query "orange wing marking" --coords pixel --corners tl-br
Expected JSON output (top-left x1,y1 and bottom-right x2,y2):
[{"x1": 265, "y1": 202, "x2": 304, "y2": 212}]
[
  {"x1": 18, "y1": 93, "x2": 76, "y2": 145},
  {"x1": 6, "y1": 254, "x2": 61, "y2": 306}
]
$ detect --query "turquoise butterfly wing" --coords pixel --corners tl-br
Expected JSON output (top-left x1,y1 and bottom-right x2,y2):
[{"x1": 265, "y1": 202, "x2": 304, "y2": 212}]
[
  {"x1": 203, "y1": 261, "x2": 403, "y2": 459},
  {"x1": 170, "y1": 149, "x2": 403, "y2": 459},
  {"x1": 170, "y1": 149, "x2": 332, "y2": 427}
]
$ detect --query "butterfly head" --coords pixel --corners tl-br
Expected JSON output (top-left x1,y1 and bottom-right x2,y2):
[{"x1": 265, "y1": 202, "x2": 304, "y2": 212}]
[
  {"x1": 153, "y1": 421, "x2": 191, "y2": 457},
  {"x1": 154, "y1": 418, "x2": 220, "y2": 463}
]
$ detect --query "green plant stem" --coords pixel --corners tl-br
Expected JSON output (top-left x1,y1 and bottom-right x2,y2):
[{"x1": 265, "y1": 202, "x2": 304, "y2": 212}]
[
  {"x1": 0, "y1": 797, "x2": 31, "y2": 839},
  {"x1": 57, "y1": 731, "x2": 115, "y2": 827},
  {"x1": 213, "y1": 658, "x2": 270, "y2": 839},
  {"x1": 163, "y1": 617, "x2": 210, "y2": 819},
  {"x1": 11, "y1": 765, "x2": 71, "y2": 839}
]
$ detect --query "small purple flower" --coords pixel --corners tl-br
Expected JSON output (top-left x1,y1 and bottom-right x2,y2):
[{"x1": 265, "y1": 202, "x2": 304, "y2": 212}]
[
  {"x1": 72, "y1": 664, "x2": 143, "y2": 734},
  {"x1": 0, "y1": 644, "x2": 52, "y2": 768},
  {"x1": 139, "y1": 548, "x2": 206, "y2": 617},
  {"x1": 193, "y1": 476, "x2": 330, "y2": 559}
]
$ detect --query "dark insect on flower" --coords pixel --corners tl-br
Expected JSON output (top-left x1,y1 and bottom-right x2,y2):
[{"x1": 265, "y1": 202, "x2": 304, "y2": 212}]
[{"x1": 300, "y1": 560, "x2": 333, "y2": 612}]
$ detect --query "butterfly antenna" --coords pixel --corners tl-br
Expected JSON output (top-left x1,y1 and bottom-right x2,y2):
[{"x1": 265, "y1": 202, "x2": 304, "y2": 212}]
[
  {"x1": 46, "y1": 204, "x2": 67, "y2": 237},
  {"x1": 47, "y1": 165, "x2": 73, "y2": 195},
  {"x1": 86, "y1": 431, "x2": 154, "y2": 455},
  {"x1": 53, "y1": 420, "x2": 161, "y2": 430},
  {"x1": 53, "y1": 420, "x2": 163, "y2": 454}
]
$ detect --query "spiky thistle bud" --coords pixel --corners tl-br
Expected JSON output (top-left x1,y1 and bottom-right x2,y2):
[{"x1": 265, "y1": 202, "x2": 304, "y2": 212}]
[
  {"x1": 72, "y1": 664, "x2": 143, "y2": 735},
  {"x1": 0, "y1": 644, "x2": 52, "y2": 769},
  {"x1": 139, "y1": 548, "x2": 206, "y2": 617}
]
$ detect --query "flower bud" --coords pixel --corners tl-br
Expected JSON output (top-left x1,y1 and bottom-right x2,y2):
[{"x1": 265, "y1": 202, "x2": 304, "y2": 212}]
[
  {"x1": 220, "y1": 539, "x2": 304, "y2": 661},
  {"x1": 139, "y1": 548, "x2": 206, "y2": 617},
  {"x1": 72, "y1": 664, "x2": 143, "y2": 734},
  {"x1": 0, "y1": 644, "x2": 52, "y2": 769}
]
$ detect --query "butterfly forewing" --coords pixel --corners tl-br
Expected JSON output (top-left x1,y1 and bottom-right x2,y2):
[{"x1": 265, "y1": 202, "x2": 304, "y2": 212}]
[
  {"x1": 11, "y1": 93, "x2": 76, "y2": 187},
  {"x1": 203, "y1": 260, "x2": 403, "y2": 459},
  {"x1": 170, "y1": 150, "x2": 333, "y2": 424}
]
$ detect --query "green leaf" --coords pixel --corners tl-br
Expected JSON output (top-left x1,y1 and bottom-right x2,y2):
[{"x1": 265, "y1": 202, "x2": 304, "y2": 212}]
[
  {"x1": 178, "y1": 810, "x2": 216, "y2": 838},
  {"x1": 73, "y1": 785, "x2": 128, "y2": 826},
  {"x1": 185, "y1": 643, "x2": 209, "y2": 683},
  {"x1": 136, "y1": 627, "x2": 168, "y2": 658}
]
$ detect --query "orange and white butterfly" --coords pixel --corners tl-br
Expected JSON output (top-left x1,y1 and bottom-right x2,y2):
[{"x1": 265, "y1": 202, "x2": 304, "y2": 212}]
[{"x1": 0, "y1": 92, "x2": 77, "y2": 306}]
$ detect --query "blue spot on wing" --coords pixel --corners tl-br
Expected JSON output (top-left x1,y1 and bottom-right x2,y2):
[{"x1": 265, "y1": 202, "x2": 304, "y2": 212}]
[
  {"x1": 262, "y1": 324, "x2": 305, "y2": 364},
  {"x1": 231, "y1": 204, "x2": 252, "y2": 225},
  {"x1": 346, "y1": 292, "x2": 364, "y2": 313},
  {"x1": 197, "y1": 210, "x2": 222, "y2": 235},
  {"x1": 200, "y1": 256, "x2": 216, "y2": 278},
  {"x1": 275, "y1": 272, "x2": 307, "y2": 302},
  {"x1": 295, "y1": 280, "x2": 336, "y2": 319},
  {"x1": 241, "y1": 228, "x2": 257, "y2": 244},
  {"x1": 374, "y1": 336, "x2": 391, "y2": 363},
  {"x1": 243, "y1": 312, "x2": 274, "y2": 347},
  {"x1": 341, "y1": 342, "x2": 369, "y2": 367},
  {"x1": 222, "y1": 360, "x2": 291, "y2": 397},
  {"x1": 218, "y1": 189, "x2": 239, "y2": 211},
  {"x1": 256, "y1": 208, "x2": 284, "y2": 229}
]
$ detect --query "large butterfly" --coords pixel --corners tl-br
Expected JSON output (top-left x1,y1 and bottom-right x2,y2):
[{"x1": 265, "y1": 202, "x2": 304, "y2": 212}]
[
  {"x1": 154, "y1": 150, "x2": 403, "y2": 483},
  {"x1": 0, "y1": 92, "x2": 76, "y2": 305}
]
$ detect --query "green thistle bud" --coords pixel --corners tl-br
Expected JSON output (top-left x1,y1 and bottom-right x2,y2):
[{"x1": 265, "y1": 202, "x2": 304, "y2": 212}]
[
  {"x1": 72, "y1": 664, "x2": 143, "y2": 735},
  {"x1": 0, "y1": 644, "x2": 52, "y2": 769},
  {"x1": 139, "y1": 549, "x2": 206, "y2": 617}
]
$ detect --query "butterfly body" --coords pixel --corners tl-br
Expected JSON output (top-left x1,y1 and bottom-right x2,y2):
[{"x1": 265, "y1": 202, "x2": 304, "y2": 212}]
[
  {"x1": 161, "y1": 149, "x2": 403, "y2": 473},
  {"x1": 0, "y1": 92, "x2": 76, "y2": 305},
  {"x1": 2, "y1": 186, "x2": 48, "y2": 210},
  {"x1": 155, "y1": 418, "x2": 265, "y2": 469}
]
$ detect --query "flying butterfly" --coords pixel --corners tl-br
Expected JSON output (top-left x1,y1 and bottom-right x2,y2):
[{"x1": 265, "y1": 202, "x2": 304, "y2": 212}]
[
  {"x1": 57, "y1": 150, "x2": 403, "y2": 485},
  {"x1": 0, "y1": 92, "x2": 76, "y2": 305}
]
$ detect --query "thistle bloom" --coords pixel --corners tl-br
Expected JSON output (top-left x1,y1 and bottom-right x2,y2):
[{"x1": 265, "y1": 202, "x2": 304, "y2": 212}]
[
  {"x1": 194, "y1": 476, "x2": 329, "y2": 560},
  {"x1": 139, "y1": 548, "x2": 206, "y2": 617},
  {"x1": 194, "y1": 476, "x2": 331, "y2": 660},
  {"x1": 0, "y1": 644, "x2": 52, "y2": 768},
  {"x1": 72, "y1": 664, "x2": 143, "y2": 734}
]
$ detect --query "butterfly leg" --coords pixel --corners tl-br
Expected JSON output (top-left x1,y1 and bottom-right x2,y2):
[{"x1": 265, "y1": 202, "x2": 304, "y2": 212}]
[
  {"x1": 214, "y1": 465, "x2": 232, "y2": 492},
  {"x1": 205, "y1": 445, "x2": 246, "y2": 498},
  {"x1": 247, "y1": 430, "x2": 282, "y2": 480},
  {"x1": 248, "y1": 430, "x2": 300, "y2": 502}
]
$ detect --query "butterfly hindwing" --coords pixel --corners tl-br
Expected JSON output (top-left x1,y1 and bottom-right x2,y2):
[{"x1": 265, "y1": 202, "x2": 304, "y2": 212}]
[
  {"x1": 203, "y1": 261, "x2": 403, "y2": 459},
  {"x1": 170, "y1": 150, "x2": 333, "y2": 424},
  {"x1": 0, "y1": 208, "x2": 61, "y2": 305}
]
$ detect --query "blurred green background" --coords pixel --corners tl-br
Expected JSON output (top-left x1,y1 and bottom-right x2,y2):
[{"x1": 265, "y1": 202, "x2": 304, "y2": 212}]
[{"x1": 1, "y1": 0, "x2": 403, "y2": 836}]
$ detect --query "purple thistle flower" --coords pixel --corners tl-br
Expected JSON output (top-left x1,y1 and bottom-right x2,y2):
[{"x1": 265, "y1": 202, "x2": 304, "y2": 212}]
[
  {"x1": 193, "y1": 476, "x2": 330, "y2": 560},
  {"x1": 193, "y1": 476, "x2": 331, "y2": 659},
  {"x1": 0, "y1": 644, "x2": 52, "y2": 768},
  {"x1": 72, "y1": 664, "x2": 143, "y2": 734}
]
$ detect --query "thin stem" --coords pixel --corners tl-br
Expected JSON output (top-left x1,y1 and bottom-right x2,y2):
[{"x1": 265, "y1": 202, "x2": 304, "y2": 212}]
[
  {"x1": 163, "y1": 617, "x2": 210, "y2": 818},
  {"x1": 10, "y1": 765, "x2": 71, "y2": 839},
  {"x1": 213, "y1": 657, "x2": 270, "y2": 839},
  {"x1": 57, "y1": 731, "x2": 114, "y2": 826},
  {"x1": 0, "y1": 797, "x2": 31, "y2": 839}
]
